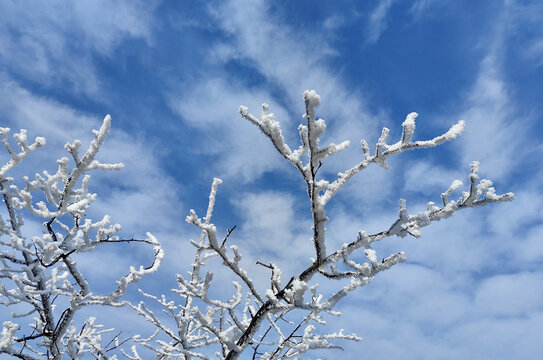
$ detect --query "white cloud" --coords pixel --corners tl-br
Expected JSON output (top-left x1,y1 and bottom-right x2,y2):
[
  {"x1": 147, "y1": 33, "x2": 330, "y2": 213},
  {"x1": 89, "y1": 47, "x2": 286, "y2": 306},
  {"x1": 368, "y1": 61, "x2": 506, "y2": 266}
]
[
  {"x1": 517, "y1": 224, "x2": 543, "y2": 263},
  {"x1": 314, "y1": 158, "x2": 540, "y2": 360},
  {"x1": 365, "y1": 0, "x2": 394, "y2": 45},
  {"x1": 313, "y1": 160, "x2": 539, "y2": 358},
  {"x1": 457, "y1": 55, "x2": 525, "y2": 181},
  {"x1": 232, "y1": 191, "x2": 313, "y2": 275},
  {"x1": 201, "y1": 0, "x2": 382, "y2": 180},
  {"x1": 168, "y1": 78, "x2": 293, "y2": 182},
  {"x1": 210, "y1": 0, "x2": 370, "y2": 119},
  {"x1": 323, "y1": 14, "x2": 347, "y2": 30},
  {"x1": 337, "y1": 297, "x2": 543, "y2": 359},
  {"x1": 453, "y1": 1, "x2": 543, "y2": 183},
  {"x1": 327, "y1": 164, "x2": 398, "y2": 218},
  {"x1": 474, "y1": 271, "x2": 543, "y2": 317},
  {"x1": 0, "y1": 0, "x2": 154, "y2": 97},
  {"x1": 0, "y1": 76, "x2": 98, "y2": 176},
  {"x1": 329, "y1": 259, "x2": 543, "y2": 359},
  {"x1": 165, "y1": 0, "x2": 402, "y2": 207},
  {"x1": 403, "y1": 160, "x2": 463, "y2": 196},
  {"x1": 504, "y1": 0, "x2": 543, "y2": 68},
  {"x1": 409, "y1": 0, "x2": 444, "y2": 21},
  {"x1": 487, "y1": 184, "x2": 543, "y2": 237},
  {"x1": 447, "y1": 312, "x2": 543, "y2": 360},
  {"x1": 524, "y1": 39, "x2": 543, "y2": 67}
]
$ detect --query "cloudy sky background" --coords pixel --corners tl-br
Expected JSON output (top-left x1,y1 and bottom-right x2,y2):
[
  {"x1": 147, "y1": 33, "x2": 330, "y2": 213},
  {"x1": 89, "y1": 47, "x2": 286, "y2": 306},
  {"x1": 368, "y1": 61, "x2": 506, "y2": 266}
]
[{"x1": 1, "y1": 1, "x2": 542, "y2": 359}]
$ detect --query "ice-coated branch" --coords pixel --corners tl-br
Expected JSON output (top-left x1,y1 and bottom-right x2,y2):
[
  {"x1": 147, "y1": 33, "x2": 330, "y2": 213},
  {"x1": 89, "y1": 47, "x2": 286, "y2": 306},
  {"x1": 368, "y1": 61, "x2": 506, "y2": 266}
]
[
  {"x1": 185, "y1": 179, "x2": 263, "y2": 304},
  {"x1": 239, "y1": 105, "x2": 308, "y2": 180},
  {"x1": 211, "y1": 91, "x2": 512, "y2": 359},
  {"x1": 240, "y1": 92, "x2": 465, "y2": 267},
  {"x1": 10, "y1": 115, "x2": 124, "y2": 220},
  {"x1": 0, "y1": 116, "x2": 162, "y2": 359},
  {"x1": 0, "y1": 127, "x2": 46, "y2": 178},
  {"x1": 129, "y1": 179, "x2": 271, "y2": 359},
  {"x1": 133, "y1": 90, "x2": 512, "y2": 360},
  {"x1": 320, "y1": 113, "x2": 466, "y2": 205}
]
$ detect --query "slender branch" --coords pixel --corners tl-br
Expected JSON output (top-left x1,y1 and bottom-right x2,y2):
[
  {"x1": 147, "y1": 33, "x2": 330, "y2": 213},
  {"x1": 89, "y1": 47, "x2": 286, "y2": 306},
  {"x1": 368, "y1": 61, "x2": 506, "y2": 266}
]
[{"x1": 221, "y1": 225, "x2": 237, "y2": 247}]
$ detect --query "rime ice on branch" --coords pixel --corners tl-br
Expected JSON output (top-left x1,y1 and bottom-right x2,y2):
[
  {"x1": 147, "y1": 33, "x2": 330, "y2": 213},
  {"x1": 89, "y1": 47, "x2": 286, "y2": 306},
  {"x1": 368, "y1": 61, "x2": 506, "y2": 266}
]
[
  {"x1": 133, "y1": 90, "x2": 512, "y2": 360},
  {"x1": 0, "y1": 116, "x2": 163, "y2": 360}
]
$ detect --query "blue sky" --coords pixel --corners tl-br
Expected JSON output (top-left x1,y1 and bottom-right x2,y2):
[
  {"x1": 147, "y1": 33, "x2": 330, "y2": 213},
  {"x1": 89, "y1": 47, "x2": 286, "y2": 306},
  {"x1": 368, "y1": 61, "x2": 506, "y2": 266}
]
[{"x1": 1, "y1": 1, "x2": 542, "y2": 359}]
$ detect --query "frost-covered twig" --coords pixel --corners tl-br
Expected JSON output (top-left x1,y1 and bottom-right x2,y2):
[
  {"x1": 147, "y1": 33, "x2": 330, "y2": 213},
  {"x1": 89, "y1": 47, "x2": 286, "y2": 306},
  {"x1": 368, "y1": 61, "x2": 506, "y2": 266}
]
[{"x1": 0, "y1": 116, "x2": 162, "y2": 359}]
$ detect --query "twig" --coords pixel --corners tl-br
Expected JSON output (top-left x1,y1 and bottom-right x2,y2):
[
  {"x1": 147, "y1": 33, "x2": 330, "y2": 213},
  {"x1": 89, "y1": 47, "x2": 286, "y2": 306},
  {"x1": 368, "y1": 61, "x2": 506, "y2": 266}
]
[
  {"x1": 221, "y1": 225, "x2": 237, "y2": 247},
  {"x1": 255, "y1": 261, "x2": 273, "y2": 269}
]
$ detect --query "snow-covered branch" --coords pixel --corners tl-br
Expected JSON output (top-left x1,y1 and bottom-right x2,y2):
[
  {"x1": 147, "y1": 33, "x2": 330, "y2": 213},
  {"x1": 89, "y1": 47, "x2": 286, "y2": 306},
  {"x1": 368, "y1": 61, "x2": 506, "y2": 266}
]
[
  {"x1": 214, "y1": 90, "x2": 511, "y2": 359},
  {"x1": 0, "y1": 116, "x2": 162, "y2": 359},
  {"x1": 1, "y1": 90, "x2": 513, "y2": 359},
  {"x1": 128, "y1": 90, "x2": 513, "y2": 360}
]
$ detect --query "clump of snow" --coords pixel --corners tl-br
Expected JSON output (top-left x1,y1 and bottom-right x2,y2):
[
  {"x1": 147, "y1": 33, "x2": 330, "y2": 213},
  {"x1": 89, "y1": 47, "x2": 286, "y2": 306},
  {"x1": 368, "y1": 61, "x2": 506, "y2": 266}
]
[
  {"x1": 303, "y1": 90, "x2": 320, "y2": 107},
  {"x1": 401, "y1": 112, "x2": 418, "y2": 143}
]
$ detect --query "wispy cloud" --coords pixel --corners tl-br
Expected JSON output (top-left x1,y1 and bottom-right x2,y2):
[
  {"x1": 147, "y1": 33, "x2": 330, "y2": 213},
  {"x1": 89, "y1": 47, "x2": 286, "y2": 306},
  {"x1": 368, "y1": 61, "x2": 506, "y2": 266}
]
[
  {"x1": 170, "y1": 0, "x2": 386, "y2": 185},
  {"x1": 453, "y1": 1, "x2": 543, "y2": 182},
  {"x1": 525, "y1": 40, "x2": 543, "y2": 67},
  {"x1": 474, "y1": 271, "x2": 543, "y2": 316},
  {"x1": 0, "y1": 0, "x2": 155, "y2": 97},
  {"x1": 402, "y1": 160, "x2": 463, "y2": 196},
  {"x1": 319, "y1": 12, "x2": 543, "y2": 352},
  {"x1": 453, "y1": 0, "x2": 542, "y2": 183},
  {"x1": 365, "y1": 0, "x2": 394, "y2": 45},
  {"x1": 409, "y1": 0, "x2": 444, "y2": 21},
  {"x1": 506, "y1": 0, "x2": 543, "y2": 68},
  {"x1": 168, "y1": 78, "x2": 292, "y2": 182},
  {"x1": 456, "y1": 55, "x2": 525, "y2": 181},
  {"x1": 232, "y1": 191, "x2": 312, "y2": 267},
  {"x1": 327, "y1": 191, "x2": 542, "y2": 359}
]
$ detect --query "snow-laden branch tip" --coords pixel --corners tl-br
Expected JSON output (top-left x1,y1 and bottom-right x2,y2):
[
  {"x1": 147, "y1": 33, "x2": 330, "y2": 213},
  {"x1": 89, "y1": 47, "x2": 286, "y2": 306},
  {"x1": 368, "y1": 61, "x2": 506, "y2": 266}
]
[{"x1": 0, "y1": 127, "x2": 46, "y2": 177}]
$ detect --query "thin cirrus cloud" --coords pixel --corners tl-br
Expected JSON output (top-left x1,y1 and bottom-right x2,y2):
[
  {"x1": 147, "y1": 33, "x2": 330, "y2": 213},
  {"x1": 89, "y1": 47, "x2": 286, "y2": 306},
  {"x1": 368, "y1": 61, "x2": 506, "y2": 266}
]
[
  {"x1": 402, "y1": 160, "x2": 463, "y2": 195},
  {"x1": 456, "y1": 54, "x2": 525, "y2": 181},
  {"x1": 455, "y1": 1, "x2": 543, "y2": 183},
  {"x1": 169, "y1": 0, "x2": 391, "y2": 189},
  {"x1": 506, "y1": 0, "x2": 543, "y2": 67},
  {"x1": 365, "y1": 0, "x2": 446, "y2": 44},
  {"x1": 232, "y1": 191, "x2": 313, "y2": 267},
  {"x1": 168, "y1": 78, "x2": 292, "y2": 182},
  {"x1": 0, "y1": 0, "x2": 154, "y2": 97},
  {"x1": 365, "y1": 0, "x2": 394, "y2": 45},
  {"x1": 207, "y1": 0, "x2": 380, "y2": 147}
]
